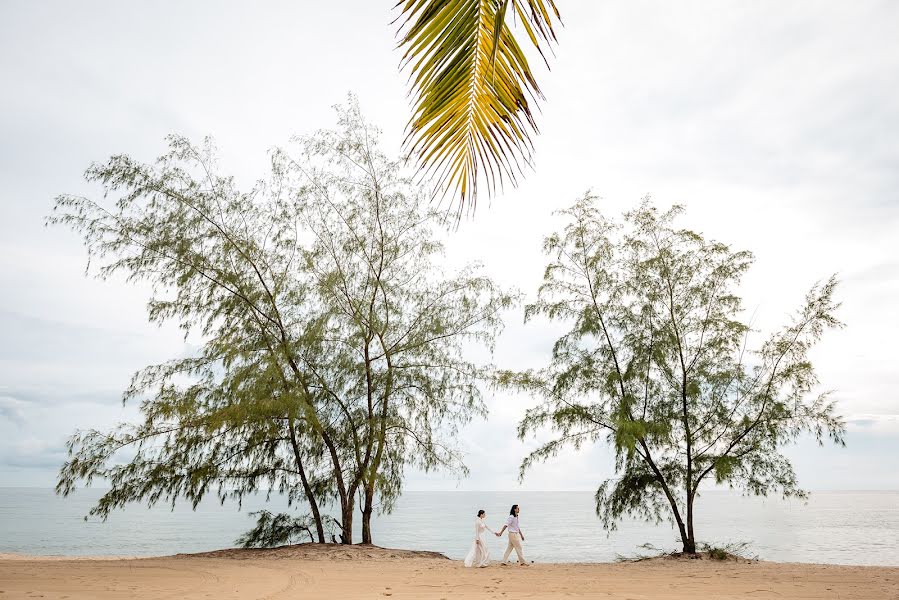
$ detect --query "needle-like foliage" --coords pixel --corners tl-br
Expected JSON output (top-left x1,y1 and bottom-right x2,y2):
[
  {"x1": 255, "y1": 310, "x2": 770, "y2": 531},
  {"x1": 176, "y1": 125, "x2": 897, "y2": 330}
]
[
  {"x1": 49, "y1": 96, "x2": 514, "y2": 545},
  {"x1": 500, "y1": 194, "x2": 845, "y2": 554}
]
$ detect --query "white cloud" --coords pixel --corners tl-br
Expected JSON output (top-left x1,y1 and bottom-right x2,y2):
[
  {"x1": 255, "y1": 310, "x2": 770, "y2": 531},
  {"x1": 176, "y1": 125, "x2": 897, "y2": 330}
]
[
  {"x1": 1, "y1": 0, "x2": 897, "y2": 491},
  {"x1": 0, "y1": 395, "x2": 28, "y2": 425}
]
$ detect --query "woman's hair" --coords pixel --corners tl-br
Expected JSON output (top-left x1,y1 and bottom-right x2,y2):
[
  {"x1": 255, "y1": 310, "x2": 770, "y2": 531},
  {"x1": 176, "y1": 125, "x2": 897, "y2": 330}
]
[
  {"x1": 477, "y1": 509, "x2": 485, "y2": 517},
  {"x1": 509, "y1": 504, "x2": 519, "y2": 516}
]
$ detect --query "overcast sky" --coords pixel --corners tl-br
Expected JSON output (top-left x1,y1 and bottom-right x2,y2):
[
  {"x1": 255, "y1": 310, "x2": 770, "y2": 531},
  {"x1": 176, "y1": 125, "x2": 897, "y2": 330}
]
[{"x1": 1, "y1": 1, "x2": 897, "y2": 493}]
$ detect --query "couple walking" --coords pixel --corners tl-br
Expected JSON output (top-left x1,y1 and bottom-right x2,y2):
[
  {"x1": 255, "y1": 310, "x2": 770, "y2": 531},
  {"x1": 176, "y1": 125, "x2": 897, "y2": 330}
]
[{"x1": 463, "y1": 504, "x2": 528, "y2": 568}]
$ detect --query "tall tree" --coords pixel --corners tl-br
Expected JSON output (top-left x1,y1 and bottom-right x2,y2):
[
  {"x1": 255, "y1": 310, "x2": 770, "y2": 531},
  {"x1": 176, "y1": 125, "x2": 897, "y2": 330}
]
[
  {"x1": 50, "y1": 98, "x2": 512, "y2": 546},
  {"x1": 501, "y1": 195, "x2": 845, "y2": 554},
  {"x1": 50, "y1": 133, "x2": 333, "y2": 540},
  {"x1": 396, "y1": 0, "x2": 561, "y2": 216},
  {"x1": 276, "y1": 100, "x2": 516, "y2": 542}
]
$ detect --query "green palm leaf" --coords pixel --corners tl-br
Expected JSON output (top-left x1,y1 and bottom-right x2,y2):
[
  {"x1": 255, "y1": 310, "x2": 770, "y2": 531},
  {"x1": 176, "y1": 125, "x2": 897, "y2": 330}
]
[{"x1": 396, "y1": 0, "x2": 560, "y2": 217}]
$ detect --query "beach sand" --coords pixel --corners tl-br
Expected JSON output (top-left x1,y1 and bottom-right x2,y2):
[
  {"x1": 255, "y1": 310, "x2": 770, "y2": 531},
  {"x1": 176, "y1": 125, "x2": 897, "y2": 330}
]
[{"x1": 0, "y1": 545, "x2": 896, "y2": 599}]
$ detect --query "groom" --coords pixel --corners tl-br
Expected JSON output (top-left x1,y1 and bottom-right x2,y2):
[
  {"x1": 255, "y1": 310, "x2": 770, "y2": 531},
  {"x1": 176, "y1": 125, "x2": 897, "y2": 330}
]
[{"x1": 497, "y1": 504, "x2": 528, "y2": 565}]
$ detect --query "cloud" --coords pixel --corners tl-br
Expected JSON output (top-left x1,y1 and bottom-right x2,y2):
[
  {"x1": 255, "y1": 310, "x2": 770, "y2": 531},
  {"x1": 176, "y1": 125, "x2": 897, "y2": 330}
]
[
  {"x1": 0, "y1": 437, "x2": 68, "y2": 469},
  {"x1": 0, "y1": 309, "x2": 189, "y2": 414},
  {"x1": 1, "y1": 0, "x2": 898, "y2": 491},
  {"x1": 844, "y1": 262, "x2": 899, "y2": 285},
  {"x1": 845, "y1": 414, "x2": 899, "y2": 433},
  {"x1": 0, "y1": 396, "x2": 28, "y2": 425}
]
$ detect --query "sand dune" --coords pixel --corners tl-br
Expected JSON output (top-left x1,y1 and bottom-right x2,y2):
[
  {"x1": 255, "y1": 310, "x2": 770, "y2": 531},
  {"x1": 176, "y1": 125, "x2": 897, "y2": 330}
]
[{"x1": 0, "y1": 545, "x2": 896, "y2": 599}]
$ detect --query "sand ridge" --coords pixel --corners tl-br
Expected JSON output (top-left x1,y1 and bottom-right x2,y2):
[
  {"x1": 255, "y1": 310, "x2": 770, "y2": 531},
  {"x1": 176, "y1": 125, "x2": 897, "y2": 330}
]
[{"x1": 0, "y1": 544, "x2": 897, "y2": 599}]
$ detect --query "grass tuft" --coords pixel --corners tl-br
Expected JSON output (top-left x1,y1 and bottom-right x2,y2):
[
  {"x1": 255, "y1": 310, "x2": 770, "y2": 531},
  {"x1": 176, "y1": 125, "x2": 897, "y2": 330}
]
[{"x1": 616, "y1": 541, "x2": 758, "y2": 563}]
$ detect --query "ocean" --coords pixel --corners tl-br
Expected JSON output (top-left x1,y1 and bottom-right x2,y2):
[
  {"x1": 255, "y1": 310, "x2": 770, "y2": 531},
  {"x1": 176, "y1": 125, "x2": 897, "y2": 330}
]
[{"x1": 1, "y1": 488, "x2": 897, "y2": 566}]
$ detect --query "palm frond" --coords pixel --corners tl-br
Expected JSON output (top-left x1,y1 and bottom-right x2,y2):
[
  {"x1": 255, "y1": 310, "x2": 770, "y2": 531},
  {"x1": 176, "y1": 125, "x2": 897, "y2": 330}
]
[{"x1": 396, "y1": 0, "x2": 561, "y2": 218}]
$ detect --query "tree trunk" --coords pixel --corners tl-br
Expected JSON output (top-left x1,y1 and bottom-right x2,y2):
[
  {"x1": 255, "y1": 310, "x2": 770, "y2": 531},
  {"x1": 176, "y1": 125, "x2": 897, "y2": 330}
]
[
  {"x1": 361, "y1": 345, "x2": 391, "y2": 546},
  {"x1": 673, "y1": 515, "x2": 693, "y2": 554},
  {"x1": 361, "y1": 509, "x2": 372, "y2": 544},
  {"x1": 639, "y1": 443, "x2": 695, "y2": 555},
  {"x1": 361, "y1": 482, "x2": 375, "y2": 544},
  {"x1": 320, "y1": 429, "x2": 353, "y2": 544},
  {"x1": 340, "y1": 500, "x2": 354, "y2": 544},
  {"x1": 288, "y1": 422, "x2": 325, "y2": 543},
  {"x1": 681, "y1": 530, "x2": 696, "y2": 554},
  {"x1": 298, "y1": 462, "x2": 325, "y2": 543},
  {"x1": 684, "y1": 491, "x2": 696, "y2": 554}
]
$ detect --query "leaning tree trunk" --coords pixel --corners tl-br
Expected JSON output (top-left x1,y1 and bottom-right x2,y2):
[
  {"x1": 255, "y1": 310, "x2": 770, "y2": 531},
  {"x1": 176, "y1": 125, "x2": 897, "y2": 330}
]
[
  {"x1": 320, "y1": 430, "x2": 354, "y2": 544},
  {"x1": 643, "y1": 447, "x2": 696, "y2": 555},
  {"x1": 297, "y1": 462, "x2": 325, "y2": 543},
  {"x1": 288, "y1": 421, "x2": 325, "y2": 543},
  {"x1": 674, "y1": 514, "x2": 694, "y2": 554}
]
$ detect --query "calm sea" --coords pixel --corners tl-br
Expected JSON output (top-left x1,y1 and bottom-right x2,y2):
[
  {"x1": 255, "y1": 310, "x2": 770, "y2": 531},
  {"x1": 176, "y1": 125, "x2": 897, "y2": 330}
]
[{"x1": 0, "y1": 488, "x2": 897, "y2": 566}]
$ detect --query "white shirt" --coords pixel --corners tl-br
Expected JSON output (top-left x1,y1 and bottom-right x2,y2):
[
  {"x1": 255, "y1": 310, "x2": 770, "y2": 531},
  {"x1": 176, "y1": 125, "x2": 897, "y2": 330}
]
[
  {"x1": 506, "y1": 515, "x2": 521, "y2": 533},
  {"x1": 474, "y1": 518, "x2": 488, "y2": 540}
]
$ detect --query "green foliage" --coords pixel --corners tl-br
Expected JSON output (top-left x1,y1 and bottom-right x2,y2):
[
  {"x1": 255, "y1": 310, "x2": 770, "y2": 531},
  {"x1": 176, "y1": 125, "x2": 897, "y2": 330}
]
[
  {"x1": 697, "y1": 542, "x2": 757, "y2": 561},
  {"x1": 396, "y1": 0, "x2": 561, "y2": 216},
  {"x1": 507, "y1": 194, "x2": 845, "y2": 553},
  {"x1": 49, "y1": 96, "x2": 514, "y2": 544},
  {"x1": 704, "y1": 544, "x2": 729, "y2": 561},
  {"x1": 618, "y1": 541, "x2": 756, "y2": 562},
  {"x1": 236, "y1": 510, "x2": 315, "y2": 548}
]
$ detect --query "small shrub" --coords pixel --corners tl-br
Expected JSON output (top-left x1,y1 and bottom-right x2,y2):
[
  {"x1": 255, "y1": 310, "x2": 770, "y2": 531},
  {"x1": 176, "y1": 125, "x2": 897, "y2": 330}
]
[
  {"x1": 236, "y1": 510, "x2": 315, "y2": 548},
  {"x1": 698, "y1": 542, "x2": 756, "y2": 561},
  {"x1": 617, "y1": 541, "x2": 757, "y2": 563}
]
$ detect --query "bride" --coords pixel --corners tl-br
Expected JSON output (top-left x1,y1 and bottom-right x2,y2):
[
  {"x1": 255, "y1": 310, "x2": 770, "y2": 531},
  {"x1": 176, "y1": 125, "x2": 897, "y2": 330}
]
[{"x1": 464, "y1": 509, "x2": 499, "y2": 568}]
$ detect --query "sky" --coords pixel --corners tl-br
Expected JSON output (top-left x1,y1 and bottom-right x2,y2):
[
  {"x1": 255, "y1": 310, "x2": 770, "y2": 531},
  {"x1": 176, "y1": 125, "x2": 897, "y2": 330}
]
[{"x1": 1, "y1": 1, "x2": 897, "y2": 493}]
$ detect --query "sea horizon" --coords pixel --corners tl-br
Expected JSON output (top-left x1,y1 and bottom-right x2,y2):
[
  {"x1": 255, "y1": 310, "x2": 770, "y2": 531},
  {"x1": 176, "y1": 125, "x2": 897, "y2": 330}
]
[{"x1": 2, "y1": 488, "x2": 897, "y2": 567}]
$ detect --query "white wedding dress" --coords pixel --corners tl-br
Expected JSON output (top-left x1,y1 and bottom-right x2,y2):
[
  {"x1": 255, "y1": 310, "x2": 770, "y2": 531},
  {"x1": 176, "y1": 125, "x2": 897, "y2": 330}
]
[{"x1": 463, "y1": 518, "x2": 493, "y2": 567}]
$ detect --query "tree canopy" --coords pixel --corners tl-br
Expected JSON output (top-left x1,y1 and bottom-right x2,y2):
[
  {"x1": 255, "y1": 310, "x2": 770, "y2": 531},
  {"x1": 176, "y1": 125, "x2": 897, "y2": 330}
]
[
  {"x1": 50, "y1": 97, "x2": 515, "y2": 545},
  {"x1": 501, "y1": 195, "x2": 845, "y2": 554}
]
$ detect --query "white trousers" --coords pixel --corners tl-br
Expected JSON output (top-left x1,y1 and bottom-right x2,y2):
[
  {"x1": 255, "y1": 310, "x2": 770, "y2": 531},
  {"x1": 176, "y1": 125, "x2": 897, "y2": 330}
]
[{"x1": 502, "y1": 532, "x2": 526, "y2": 563}]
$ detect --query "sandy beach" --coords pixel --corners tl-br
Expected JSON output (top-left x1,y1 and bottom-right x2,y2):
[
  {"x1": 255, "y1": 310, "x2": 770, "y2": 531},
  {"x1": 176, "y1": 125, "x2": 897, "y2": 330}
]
[{"x1": 1, "y1": 545, "x2": 896, "y2": 600}]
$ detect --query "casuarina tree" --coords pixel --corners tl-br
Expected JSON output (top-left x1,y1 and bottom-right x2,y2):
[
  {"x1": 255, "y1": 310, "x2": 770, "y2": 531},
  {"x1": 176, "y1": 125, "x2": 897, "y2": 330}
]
[
  {"x1": 501, "y1": 195, "x2": 845, "y2": 554},
  {"x1": 50, "y1": 97, "x2": 513, "y2": 545}
]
